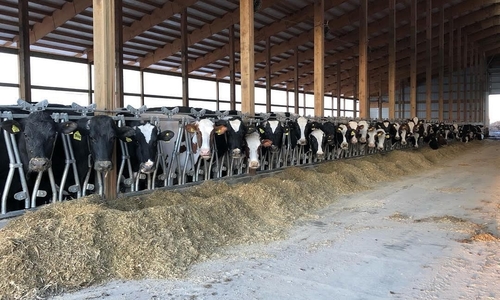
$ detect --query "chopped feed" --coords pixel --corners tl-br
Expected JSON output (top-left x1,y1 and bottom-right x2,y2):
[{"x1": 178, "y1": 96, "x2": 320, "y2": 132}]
[{"x1": 0, "y1": 140, "x2": 481, "y2": 299}]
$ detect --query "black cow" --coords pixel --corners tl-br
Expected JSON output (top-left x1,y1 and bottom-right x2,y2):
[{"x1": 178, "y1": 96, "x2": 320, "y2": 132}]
[{"x1": 0, "y1": 110, "x2": 77, "y2": 212}]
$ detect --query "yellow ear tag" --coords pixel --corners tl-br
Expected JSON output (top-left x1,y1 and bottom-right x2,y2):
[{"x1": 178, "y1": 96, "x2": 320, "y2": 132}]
[
  {"x1": 11, "y1": 125, "x2": 20, "y2": 133},
  {"x1": 259, "y1": 128, "x2": 265, "y2": 134},
  {"x1": 73, "y1": 131, "x2": 82, "y2": 141},
  {"x1": 285, "y1": 132, "x2": 289, "y2": 135},
  {"x1": 126, "y1": 137, "x2": 132, "y2": 143},
  {"x1": 351, "y1": 131, "x2": 355, "y2": 136}
]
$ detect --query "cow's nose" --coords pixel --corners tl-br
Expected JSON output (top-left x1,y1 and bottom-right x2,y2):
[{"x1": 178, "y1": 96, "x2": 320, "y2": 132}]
[
  {"x1": 368, "y1": 142, "x2": 375, "y2": 148},
  {"x1": 94, "y1": 160, "x2": 112, "y2": 172},
  {"x1": 316, "y1": 152, "x2": 324, "y2": 159},
  {"x1": 232, "y1": 148, "x2": 241, "y2": 158},
  {"x1": 297, "y1": 139, "x2": 307, "y2": 145},
  {"x1": 140, "y1": 161, "x2": 155, "y2": 174},
  {"x1": 29, "y1": 158, "x2": 51, "y2": 172},
  {"x1": 248, "y1": 160, "x2": 260, "y2": 169}
]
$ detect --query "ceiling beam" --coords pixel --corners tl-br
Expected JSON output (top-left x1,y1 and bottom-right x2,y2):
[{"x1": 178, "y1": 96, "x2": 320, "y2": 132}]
[
  {"x1": 139, "y1": 0, "x2": 281, "y2": 69},
  {"x1": 276, "y1": 2, "x2": 500, "y2": 88},
  {"x1": 29, "y1": 0, "x2": 92, "y2": 44}
]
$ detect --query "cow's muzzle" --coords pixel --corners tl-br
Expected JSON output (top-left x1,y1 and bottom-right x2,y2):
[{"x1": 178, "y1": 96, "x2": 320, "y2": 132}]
[
  {"x1": 29, "y1": 157, "x2": 51, "y2": 172},
  {"x1": 140, "y1": 161, "x2": 155, "y2": 174},
  {"x1": 94, "y1": 160, "x2": 112, "y2": 172}
]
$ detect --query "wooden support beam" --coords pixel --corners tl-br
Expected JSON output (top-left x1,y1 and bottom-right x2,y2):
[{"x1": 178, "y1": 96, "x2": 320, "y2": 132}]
[
  {"x1": 438, "y1": 5, "x2": 444, "y2": 121},
  {"x1": 337, "y1": 62, "x2": 341, "y2": 117},
  {"x1": 229, "y1": 25, "x2": 236, "y2": 111},
  {"x1": 140, "y1": 69, "x2": 145, "y2": 107},
  {"x1": 463, "y1": 34, "x2": 468, "y2": 122},
  {"x1": 388, "y1": 0, "x2": 396, "y2": 120},
  {"x1": 426, "y1": 0, "x2": 432, "y2": 120},
  {"x1": 457, "y1": 26, "x2": 462, "y2": 121},
  {"x1": 294, "y1": 47, "x2": 299, "y2": 114},
  {"x1": 410, "y1": 0, "x2": 417, "y2": 118},
  {"x1": 266, "y1": 36, "x2": 271, "y2": 113},
  {"x1": 448, "y1": 8, "x2": 454, "y2": 121},
  {"x1": 358, "y1": 0, "x2": 369, "y2": 119},
  {"x1": 240, "y1": 0, "x2": 255, "y2": 115},
  {"x1": 181, "y1": 8, "x2": 189, "y2": 107},
  {"x1": 88, "y1": 62, "x2": 93, "y2": 105},
  {"x1": 93, "y1": 0, "x2": 117, "y2": 200},
  {"x1": 30, "y1": 0, "x2": 92, "y2": 44},
  {"x1": 115, "y1": 0, "x2": 124, "y2": 108},
  {"x1": 18, "y1": 0, "x2": 31, "y2": 102},
  {"x1": 314, "y1": 0, "x2": 325, "y2": 118}
]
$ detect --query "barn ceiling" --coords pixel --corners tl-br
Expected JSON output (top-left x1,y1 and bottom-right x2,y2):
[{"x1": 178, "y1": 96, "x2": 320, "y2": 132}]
[{"x1": 0, "y1": 0, "x2": 498, "y2": 97}]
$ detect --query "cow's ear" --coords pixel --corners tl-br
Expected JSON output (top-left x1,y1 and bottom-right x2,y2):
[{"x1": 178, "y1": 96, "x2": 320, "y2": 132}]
[
  {"x1": 59, "y1": 121, "x2": 78, "y2": 134},
  {"x1": 214, "y1": 125, "x2": 227, "y2": 135},
  {"x1": 76, "y1": 118, "x2": 90, "y2": 135},
  {"x1": 261, "y1": 139, "x2": 273, "y2": 148},
  {"x1": 158, "y1": 130, "x2": 175, "y2": 142},
  {"x1": 1, "y1": 120, "x2": 23, "y2": 134},
  {"x1": 185, "y1": 123, "x2": 198, "y2": 133},
  {"x1": 117, "y1": 126, "x2": 135, "y2": 141}
]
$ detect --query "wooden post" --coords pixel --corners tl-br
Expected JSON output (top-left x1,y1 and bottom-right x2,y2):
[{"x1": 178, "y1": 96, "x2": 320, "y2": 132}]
[
  {"x1": 314, "y1": 0, "x2": 325, "y2": 118},
  {"x1": 229, "y1": 25, "x2": 236, "y2": 110},
  {"x1": 463, "y1": 34, "x2": 467, "y2": 122},
  {"x1": 358, "y1": 0, "x2": 369, "y2": 118},
  {"x1": 425, "y1": 0, "x2": 432, "y2": 120},
  {"x1": 266, "y1": 36, "x2": 271, "y2": 113},
  {"x1": 438, "y1": 6, "x2": 444, "y2": 121},
  {"x1": 457, "y1": 26, "x2": 461, "y2": 121},
  {"x1": 240, "y1": 0, "x2": 255, "y2": 115},
  {"x1": 93, "y1": 0, "x2": 117, "y2": 200},
  {"x1": 388, "y1": 0, "x2": 396, "y2": 120},
  {"x1": 88, "y1": 62, "x2": 93, "y2": 104},
  {"x1": 448, "y1": 9, "x2": 454, "y2": 121},
  {"x1": 18, "y1": 0, "x2": 31, "y2": 102},
  {"x1": 181, "y1": 8, "x2": 189, "y2": 107},
  {"x1": 337, "y1": 62, "x2": 341, "y2": 117},
  {"x1": 216, "y1": 80, "x2": 220, "y2": 111},
  {"x1": 140, "y1": 70, "x2": 145, "y2": 107},
  {"x1": 294, "y1": 47, "x2": 299, "y2": 114},
  {"x1": 115, "y1": 0, "x2": 124, "y2": 108},
  {"x1": 410, "y1": 0, "x2": 417, "y2": 118}
]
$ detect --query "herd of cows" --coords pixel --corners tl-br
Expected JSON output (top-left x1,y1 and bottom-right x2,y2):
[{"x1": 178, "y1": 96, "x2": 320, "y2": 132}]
[{"x1": 0, "y1": 99, "x2": 486, "y2": 214}]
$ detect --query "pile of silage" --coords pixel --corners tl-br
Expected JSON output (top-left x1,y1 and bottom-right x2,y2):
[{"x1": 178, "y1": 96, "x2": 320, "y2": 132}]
[{"x1": 0, "y1": 140, "x2": 478, "y2": 299}]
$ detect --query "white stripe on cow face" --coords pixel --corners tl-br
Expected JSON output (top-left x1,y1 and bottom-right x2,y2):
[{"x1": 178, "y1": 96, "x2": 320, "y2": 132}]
[
  {"x1": 367, "y1": 127, "x2": 377, "y2": 148},
  {"x1": 358, "y1": 120, "x2": 368, "y2": 143},
  {"x1": 268, "y1": 120, "x2": 279, "y2": 134},
  {"x1": 297, "y1": 116, "x2": 308, "y2": 145},
  {"x1": 229, "y1": 119, "x2": 241, "y2": 132},
  {"x1": 136, "y1": 123, "x2": 155, "y2": 144},
  {"x1": 393, "y1": 123, "x2": 401, "y2": 139},
  {"x1": 197, "y1": 119, "x2": 215, "y2": 156},
  {"x1": 376, "y1": 129, "x2": 386, "y2": 150},
  {"x1": 245, "y1": 131, "x2": 261, "y2": 169},
  {"x1": 310, "y1": 129, "x2": 324, "y2": 157},
  {"x1": 400, "y1": 127, "x2": 408, "y2": 145},
  {"x1": 338, "y1": 124, "x2": 348, "y2": 149}
]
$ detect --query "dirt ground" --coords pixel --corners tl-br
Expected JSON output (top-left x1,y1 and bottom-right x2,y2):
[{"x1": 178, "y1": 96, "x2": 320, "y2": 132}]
[{"x1": 42, "y1": 139, "x2": 500, "y2": 300}]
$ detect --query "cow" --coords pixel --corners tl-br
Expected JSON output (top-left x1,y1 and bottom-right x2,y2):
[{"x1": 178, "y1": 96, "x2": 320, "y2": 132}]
[
  {"x1": 334, "y1": 122, "x2": 351, "y2": 159},
  {"x1": 0, "y1": 108, "x2": 77, "y2": 212},
  {"x1": 258, "y1": 118, "x2": 284, "y2": 169},
  {"x1": 244, "y1": 131, "x2": 272, "y2": 170},
  {"x1": 357, "y1": 120, "x2": 369, "y2": 144},
  {"x1": 117, "y1": 111, "x2": 175, "y2": 191},
  {"x1": 366, "y1": 125, "x2": 387, "y2": 151},
  {"x1": 212, "y1": 114, "x2": 248, "y2": 175},
  {"x1": 308, "y1": 123, "x2": 325, "y2": 160}
]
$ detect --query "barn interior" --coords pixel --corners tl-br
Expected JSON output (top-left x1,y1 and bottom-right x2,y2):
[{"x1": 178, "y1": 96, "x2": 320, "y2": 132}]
[{"x1": 0, "y1": 0, "x2": 497, "y2": 122}]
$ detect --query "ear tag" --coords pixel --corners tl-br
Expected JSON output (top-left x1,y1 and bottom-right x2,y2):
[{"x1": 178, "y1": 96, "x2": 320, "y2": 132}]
[
  {"x1": 73, "y1": 131, "x2": 82, "y2": 141},
  {"x1": 11, "y1": 125, "x2": 20, "y2": 133},
  {"x1": 351, "y1": 131, "x2": 355, "y2": 136},
  {"x1": 126, "y1": 137, "x2": 132, "y2": 143},
  {"x1": 285, "y1": 132, "x2": 289, "y2": 135},
  {"x1": 386, "y1": 134, "x2": 390, "y2": 138},
  {"x1": 259, "y1": 128, "x2": 265, "y2": 134},
  {"x1": 216, "y1": 129, "x2": 223, "y2": 135}
]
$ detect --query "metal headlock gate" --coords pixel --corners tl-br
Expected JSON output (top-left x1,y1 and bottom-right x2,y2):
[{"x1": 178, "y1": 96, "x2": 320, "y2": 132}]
[{"x1": 0, "y1": 100, "x2": 472, "y2": 218}]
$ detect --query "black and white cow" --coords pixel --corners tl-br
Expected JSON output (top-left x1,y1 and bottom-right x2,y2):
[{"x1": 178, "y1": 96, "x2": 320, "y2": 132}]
[
  {"x1": 308, "y1": 121, "x2": 325, "y2": 160},
  {"x1": 1, "y1": 110, "x2": 77, "y2": 212}
]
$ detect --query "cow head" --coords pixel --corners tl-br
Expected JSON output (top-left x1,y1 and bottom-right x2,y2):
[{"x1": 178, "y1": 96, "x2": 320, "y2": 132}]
[
  {"x1": 259, "y1": 120, "x2": 284, "y2": 153},
  {"x1": 309, "y1": 128, "x2": 325, "y2": 159},
  {"x1": 185, "y1": 118, "x2": 216, "y2": 160},
  {"x1": 76, "y1": 115, "x2": 135, "y2": 172},
  {"x1": 296, "y1": 116, "x2": 309, "y2": 146},
  {"x1": 127, "y1": 122, "x2": 175, "y2": 174},
  {"x1": 2, "y1": 111, "x2": 77, "y2": 173},
  {"x1": 245, "y1": 131, "x2": 271, "y2": 169},
  {"x1": 219, "y1": 117, "x2": 246, "y2": 158},
  {"x1": 357, "y1": 120, "x2": 369, "y2": 143}
]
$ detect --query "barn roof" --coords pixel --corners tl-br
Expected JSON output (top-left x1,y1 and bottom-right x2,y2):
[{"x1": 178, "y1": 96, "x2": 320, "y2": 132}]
[{"x1": 0, "y1": 0, "x2": 498, "y2": 96}]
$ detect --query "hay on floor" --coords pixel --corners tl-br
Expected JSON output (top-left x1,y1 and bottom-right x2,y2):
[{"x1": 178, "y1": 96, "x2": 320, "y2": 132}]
[{"x1": 0, "y1": 140, "x2": 478, "y2": 299}]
